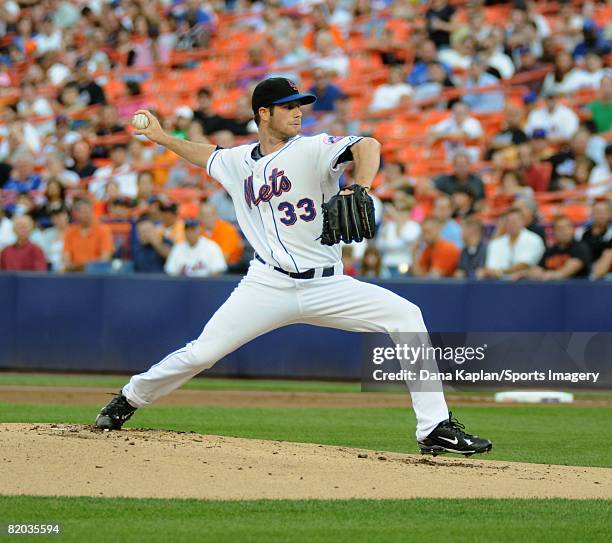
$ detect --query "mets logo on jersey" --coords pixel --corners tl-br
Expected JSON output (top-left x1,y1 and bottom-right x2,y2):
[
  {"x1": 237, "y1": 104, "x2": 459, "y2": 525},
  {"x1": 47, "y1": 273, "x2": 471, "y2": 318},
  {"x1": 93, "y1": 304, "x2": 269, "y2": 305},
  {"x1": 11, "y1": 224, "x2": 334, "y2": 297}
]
[
  {"x1": 244, "y1": 168, "x2": 292, "y2": 208},
  {"x1": 323, "y1": 135, "x2": 344, "y2": 145}
]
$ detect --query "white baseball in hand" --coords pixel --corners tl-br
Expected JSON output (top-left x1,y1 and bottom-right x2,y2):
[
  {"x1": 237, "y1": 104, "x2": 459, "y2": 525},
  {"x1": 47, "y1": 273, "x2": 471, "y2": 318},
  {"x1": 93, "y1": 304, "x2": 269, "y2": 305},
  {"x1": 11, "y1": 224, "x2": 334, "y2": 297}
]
[{"x1": 132, "y1": 113, "x2": 149, "y2": 130}]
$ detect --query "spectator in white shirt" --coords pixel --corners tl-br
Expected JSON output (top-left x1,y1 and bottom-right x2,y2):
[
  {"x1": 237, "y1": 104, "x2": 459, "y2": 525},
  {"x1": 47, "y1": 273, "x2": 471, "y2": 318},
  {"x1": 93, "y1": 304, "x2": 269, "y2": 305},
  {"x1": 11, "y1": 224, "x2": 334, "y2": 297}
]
[
  {"x1": 46, "y1": 53, "x2": 72, "y2": 86},
  {"x1": 17, "y1": 82, "x2": 55, "y2": 136},
  {"x1": 369, "y1": 66, "x2": 414, "y2": 112},
  {"x1": 438, "y1": 35, "x2": 475, "y2": 70},
  {"x1": 478, "y1": 207, "x2": 545, "y2": 279},
  {"x1": 429, "y1": 102, "x2": 484, "y2": 142},
  {"x1": 89, "y1": 144, "x2": 137, "y2": 199},
  {"x1": 34, "y1": 17, "x2": 63, "y2": 55},
  {"x1": 526, "y1": 0, "x2": 551, "y2": 39},
  {"x1": 310, "y1": 30, "x2": 349, "y2": 78},
  {"x1": 550, "y1": 53, "x2": 610, "y2": 96},
  {"x1": 376, "y1": 193, "x2": 421, "y2": 276},
  {"x1": 588, "y1": 143, "x2": 612, "y2": 198},
  {"x1": 524, "y1": 93, "x2": 580, "y2": 142},
  {"x1": 165, "y1": 220, "x2": 227, "y2": 278},
  {"x1": 429, "y1": 102, "x2": 483, "y2": 161},
  {"x1": 328, "y1": 0, "x2": 353, "y2": 33},
  {"x1": 0, "y1": 107, "x2": 41, "y2": 160},
  {"x1": 554, "y1": 2, "x2": 584, "y2": 51},
  {"x1": 541, "y1": 50, "x2": 575, "y2": 97},
  {"x1": 0, "y1": 2, "x2": 19, "y2": 36},
  {"x1": 42, "y1": 115, "x2": 82, "y2": 157},
  {"x1": 43, "y1": 153, "x2": 79, "y2": 188},
  {"x1": 0, "y1": 207, "x2": 16, "y2": 251},
  {"x1": 32, "y1": 207, "x2": 69, "y2": 272},
  {"x1": 480, "y1": 34, "x2": 515, "y2": 80}
]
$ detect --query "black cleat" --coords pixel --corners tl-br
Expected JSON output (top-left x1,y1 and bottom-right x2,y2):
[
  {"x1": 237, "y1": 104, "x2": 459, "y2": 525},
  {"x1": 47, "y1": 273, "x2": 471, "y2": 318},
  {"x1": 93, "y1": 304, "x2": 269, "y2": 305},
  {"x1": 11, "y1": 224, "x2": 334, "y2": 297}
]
[
  {"x1": 95, "y1": 390, "x2": 137, "y2": 430},
  {"x1": 418, "y1": 412, "x2": 492, "y2": 457}
]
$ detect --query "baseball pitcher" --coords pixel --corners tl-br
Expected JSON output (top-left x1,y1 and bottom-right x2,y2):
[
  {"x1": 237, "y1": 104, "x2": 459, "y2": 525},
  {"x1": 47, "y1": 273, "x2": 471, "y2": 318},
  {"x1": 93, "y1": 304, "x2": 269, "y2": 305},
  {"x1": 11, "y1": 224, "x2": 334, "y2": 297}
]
[{"x1": 96, "y1": 78, "x2": 492, "y2": 456}]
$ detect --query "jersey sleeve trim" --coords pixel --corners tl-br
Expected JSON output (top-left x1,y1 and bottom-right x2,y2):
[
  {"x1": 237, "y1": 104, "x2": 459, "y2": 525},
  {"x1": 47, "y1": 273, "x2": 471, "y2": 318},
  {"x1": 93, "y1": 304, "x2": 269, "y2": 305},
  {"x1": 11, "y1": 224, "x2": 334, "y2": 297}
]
[
  {"x1": 206, "y1": 149, "x2": 222, "y2": 178},
  {"x1": 330, "y1": 136, "x2": 363, "y2": 172}
]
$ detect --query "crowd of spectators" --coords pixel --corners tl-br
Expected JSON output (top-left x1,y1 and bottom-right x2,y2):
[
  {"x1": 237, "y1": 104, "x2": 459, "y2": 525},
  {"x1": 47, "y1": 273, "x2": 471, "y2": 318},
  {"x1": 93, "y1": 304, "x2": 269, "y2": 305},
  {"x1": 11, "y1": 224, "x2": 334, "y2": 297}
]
[
  {"x1": 0, "y1": 0, "x2": 610, "y2": 280},
  {"x1": 341, "y1": 197, "x2": 611, "y2": 280}
]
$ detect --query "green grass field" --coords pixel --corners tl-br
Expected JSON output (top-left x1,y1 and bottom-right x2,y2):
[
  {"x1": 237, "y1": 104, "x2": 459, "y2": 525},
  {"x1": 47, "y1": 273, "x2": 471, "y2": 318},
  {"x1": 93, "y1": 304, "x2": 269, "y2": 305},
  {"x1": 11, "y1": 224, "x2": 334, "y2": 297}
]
[
  {"x1": 1, "y1": 374, "x2": 610, "y2": 543},
  {"x1": 1, "y1": 497, "x2": 610, "y2": 543}
]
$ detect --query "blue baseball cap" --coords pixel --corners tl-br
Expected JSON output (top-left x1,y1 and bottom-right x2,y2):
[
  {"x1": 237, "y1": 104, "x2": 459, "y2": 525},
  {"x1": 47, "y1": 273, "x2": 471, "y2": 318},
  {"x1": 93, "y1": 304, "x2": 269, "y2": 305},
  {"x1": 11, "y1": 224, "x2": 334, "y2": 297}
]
[
  {"x1": 251, "y1": 77, "x2": 316, "y2": 114},
  {"x1": 523, "y1": 90, "x2": 538, "y2": 104},
  {"x1": 184, "y1": 219, "x2": 201, "y2": 229},
  {"x1": 583, "y1": 20, "x2": 596, "y2": 31}
]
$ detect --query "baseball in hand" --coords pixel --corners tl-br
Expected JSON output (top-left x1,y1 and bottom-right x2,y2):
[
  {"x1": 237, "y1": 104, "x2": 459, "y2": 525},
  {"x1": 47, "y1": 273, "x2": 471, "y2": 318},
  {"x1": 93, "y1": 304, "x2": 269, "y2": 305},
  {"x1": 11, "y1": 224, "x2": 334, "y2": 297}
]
[{"x1": 132, "y1": 113, "x2": 150, "y2": 130}]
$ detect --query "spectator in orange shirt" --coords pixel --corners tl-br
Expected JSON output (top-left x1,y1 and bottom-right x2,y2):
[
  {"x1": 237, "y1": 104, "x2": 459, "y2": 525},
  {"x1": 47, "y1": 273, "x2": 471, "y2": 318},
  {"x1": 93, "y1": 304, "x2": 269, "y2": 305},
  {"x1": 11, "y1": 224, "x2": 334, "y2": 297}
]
[
  {"x1": 412, "y1": 217, "x2": 461, "y2": 278},
  {"x1": 0, "y1": 215, "x2": 47, "y2": 272},
  {"x1": 199, "y1": 202, "x2": 243, "y2": 267},
  {"x1": 63, "y1": 199, "x2": 113, "y2": 272},
  {"x1": 152, "y1": 143, "x2": 179, "y2": 187}
]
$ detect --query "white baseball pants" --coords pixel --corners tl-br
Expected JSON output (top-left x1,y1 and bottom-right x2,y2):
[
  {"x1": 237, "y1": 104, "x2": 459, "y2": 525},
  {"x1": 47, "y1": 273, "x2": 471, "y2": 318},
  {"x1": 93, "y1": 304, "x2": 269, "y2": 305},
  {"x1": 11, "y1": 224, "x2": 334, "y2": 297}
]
[{"x1": 123, "y1": 259, "x2": 449, "y2": 440}]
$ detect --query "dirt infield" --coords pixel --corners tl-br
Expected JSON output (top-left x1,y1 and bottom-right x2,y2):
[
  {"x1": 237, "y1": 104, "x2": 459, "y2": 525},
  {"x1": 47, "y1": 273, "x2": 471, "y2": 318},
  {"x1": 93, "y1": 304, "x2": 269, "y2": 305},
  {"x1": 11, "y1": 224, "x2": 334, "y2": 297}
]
[
  {"x1": 1, "y1": 423, "x2": 611, "y2": 500},
  {"x1": 0, "y1": 385, "x2": 411, "y2": 408},
  {"x1": 1, "y1": 385, "x2": 611, "y2": 408}
]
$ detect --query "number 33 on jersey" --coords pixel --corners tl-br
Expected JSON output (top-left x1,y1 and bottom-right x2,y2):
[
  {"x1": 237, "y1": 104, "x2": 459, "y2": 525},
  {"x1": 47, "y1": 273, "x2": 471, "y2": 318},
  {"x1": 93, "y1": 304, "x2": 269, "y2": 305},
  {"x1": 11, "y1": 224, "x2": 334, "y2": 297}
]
[{"x1": 206, "y1": 133, "x2": 362, "y2": 273}]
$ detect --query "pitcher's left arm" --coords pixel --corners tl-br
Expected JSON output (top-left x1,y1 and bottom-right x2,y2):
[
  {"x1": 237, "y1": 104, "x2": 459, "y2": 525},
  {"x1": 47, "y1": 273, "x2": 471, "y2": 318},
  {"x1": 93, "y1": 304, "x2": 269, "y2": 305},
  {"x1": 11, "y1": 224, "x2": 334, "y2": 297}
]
[{"x1": 349, "y1": 137, "x2": 381, "y2": 191}]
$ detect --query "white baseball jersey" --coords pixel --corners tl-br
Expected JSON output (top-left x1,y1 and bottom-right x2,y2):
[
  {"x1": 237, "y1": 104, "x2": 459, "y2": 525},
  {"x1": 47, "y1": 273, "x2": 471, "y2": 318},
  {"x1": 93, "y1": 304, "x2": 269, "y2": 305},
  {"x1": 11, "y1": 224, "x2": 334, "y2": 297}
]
[
  {"x1": 164, "y1": 237, "x2": 227, "y2": 277},
  {"x1": 206, "y1": 133, "x2": 362, "y2": 272},
  {"x1": 122, "y1": 132, "x2": 451, "y2": 443}
]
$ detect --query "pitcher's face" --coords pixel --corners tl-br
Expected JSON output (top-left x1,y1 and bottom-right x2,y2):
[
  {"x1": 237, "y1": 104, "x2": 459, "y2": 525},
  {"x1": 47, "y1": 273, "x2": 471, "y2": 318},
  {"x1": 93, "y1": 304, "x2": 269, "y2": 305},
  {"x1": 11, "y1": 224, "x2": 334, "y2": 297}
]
[{"x1": 267, "y1": 101, "x2": 303, "y2": 139}]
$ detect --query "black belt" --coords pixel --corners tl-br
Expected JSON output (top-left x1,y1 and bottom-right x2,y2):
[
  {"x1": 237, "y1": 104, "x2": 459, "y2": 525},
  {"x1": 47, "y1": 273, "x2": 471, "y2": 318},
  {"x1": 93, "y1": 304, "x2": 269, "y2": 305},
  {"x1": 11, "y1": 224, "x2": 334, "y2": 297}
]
[{"x1": 255, "y1": 254, "x2": 335, "y2": 279}]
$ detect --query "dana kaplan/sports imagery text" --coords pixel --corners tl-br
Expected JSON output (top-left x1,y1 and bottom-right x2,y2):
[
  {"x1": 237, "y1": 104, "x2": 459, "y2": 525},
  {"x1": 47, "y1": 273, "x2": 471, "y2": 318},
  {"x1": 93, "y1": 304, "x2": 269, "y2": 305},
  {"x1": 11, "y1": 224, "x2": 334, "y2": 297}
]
[{"x1": 371, "y1": 369, "x2": 601, "y2": 384}]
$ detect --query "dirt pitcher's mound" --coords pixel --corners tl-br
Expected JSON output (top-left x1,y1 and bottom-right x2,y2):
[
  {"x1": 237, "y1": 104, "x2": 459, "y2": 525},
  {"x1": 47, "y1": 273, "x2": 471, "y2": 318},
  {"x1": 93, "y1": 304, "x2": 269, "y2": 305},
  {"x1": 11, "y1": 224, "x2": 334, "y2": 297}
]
[{"x1": 1, "y1": 424, "x2": 610, "y2": 500}]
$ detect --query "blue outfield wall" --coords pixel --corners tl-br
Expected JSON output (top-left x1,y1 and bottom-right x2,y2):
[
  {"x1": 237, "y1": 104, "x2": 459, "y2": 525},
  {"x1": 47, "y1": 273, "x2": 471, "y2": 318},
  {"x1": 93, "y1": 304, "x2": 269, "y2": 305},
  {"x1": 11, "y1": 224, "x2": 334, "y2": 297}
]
[{"x1": 0, "y1": 273, "x2": 610, "y2": 378}]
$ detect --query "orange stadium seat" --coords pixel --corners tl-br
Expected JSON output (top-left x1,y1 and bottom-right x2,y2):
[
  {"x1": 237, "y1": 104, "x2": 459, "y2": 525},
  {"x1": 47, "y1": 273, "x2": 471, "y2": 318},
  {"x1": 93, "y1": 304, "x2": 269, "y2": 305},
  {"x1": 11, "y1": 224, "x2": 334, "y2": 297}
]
[
  {"x1": 594, "y1": 4, "x2": 612, "y2": 27},
  {"x1": 422, "y1": 110, "x2": 450, "y2": 127},
  {"x1": 571, "y1": 88, "x2": 597, "y2": 107},
  {"x1": 484, "y1": 5, "x2": 511, "y2": 24},
  {"x1": 539, "y1": 203, "x2": 559, "y2": 223},
  {"x1": 408, "y1": 161, "x2": 435, "y2": 177},
  {"x1": 373, "y1": 118, "x2": 423, "y2": 142},
  {"x1": 394, "y1": 146, "x2": 426, "y2": 163},
  {"x1": 348, "y1": 53, "x2": 383, "y2": 74},
  {"x1": 475, "y1": 113, "x2": 504, "y2": 137},
  {"x1": 385, "y1": 19, "x2": 411, "y2": 42},
  {"x1": 178, "y1": 200, "x2": 200, "y2": 219},
  {"x1": 211, "y1": 87, "x2": 244, "y2": 116},
  {"x1": 167, "y1": 187, "x2": 203, "y2": 204},
  {"x1": 346, "y1": 32, "x2": 367, "y2": 53},
  {"x1": 562, "y1": 203, "x2": 590, "y2": 225},
  {"x1": 104, "y1": 79, "x2": 126, "y2": 101},
  {"x1": 504, "y1": 87, "x2": 530, "y2": 108}
]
